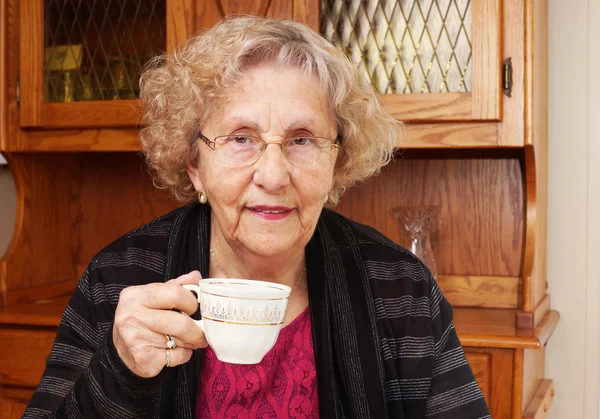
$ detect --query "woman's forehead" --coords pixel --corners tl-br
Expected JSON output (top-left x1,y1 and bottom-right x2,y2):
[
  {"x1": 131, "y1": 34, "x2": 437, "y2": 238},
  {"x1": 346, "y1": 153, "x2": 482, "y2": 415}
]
[
  {"x1": 204, "y1": 64, "x2": 335, "y2": 134},
  {"x1": 216, "y1": 106, "x2": 327, "y2": 131}
]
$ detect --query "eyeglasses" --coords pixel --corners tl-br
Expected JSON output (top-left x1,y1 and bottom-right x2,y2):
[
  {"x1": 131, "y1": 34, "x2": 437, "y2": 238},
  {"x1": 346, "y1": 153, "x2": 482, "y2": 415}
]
[{"x1": 198, "y1": 133, "x2": 340, "y2": 168}]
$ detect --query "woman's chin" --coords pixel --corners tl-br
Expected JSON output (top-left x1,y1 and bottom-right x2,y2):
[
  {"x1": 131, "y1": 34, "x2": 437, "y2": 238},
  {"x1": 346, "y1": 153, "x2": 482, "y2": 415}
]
[{"x1": 239, "y1": 234, "x2": 302, "y2": 258}]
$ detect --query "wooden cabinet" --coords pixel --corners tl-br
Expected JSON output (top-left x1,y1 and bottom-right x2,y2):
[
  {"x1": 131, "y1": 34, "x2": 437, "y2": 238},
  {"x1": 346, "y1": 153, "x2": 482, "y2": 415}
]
[{"x1": 0, "y1": 0, "x2": 556, "y2": 417}]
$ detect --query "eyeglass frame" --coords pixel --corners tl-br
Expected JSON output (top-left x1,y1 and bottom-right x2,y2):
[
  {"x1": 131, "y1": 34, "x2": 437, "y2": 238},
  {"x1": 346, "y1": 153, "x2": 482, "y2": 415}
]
[{"x1": 196, "y1": 132, "x2": 341, "y2": 167}]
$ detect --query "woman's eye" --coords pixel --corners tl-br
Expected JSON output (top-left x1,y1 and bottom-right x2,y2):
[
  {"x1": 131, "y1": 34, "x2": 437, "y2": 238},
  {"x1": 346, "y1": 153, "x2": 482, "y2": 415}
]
[
  {"x1": 291, "y1": 137, "x2": 313, "y2": 146},
  {"x1": 231, "y1": 136, "x2": 251, "y2": 144}
]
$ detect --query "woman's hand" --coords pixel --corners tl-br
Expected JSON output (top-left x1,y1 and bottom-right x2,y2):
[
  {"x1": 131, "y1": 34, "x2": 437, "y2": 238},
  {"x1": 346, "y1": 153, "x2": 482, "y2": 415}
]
[{"x1": 112, "y1": 271, "x2": 207, "y2": 378}]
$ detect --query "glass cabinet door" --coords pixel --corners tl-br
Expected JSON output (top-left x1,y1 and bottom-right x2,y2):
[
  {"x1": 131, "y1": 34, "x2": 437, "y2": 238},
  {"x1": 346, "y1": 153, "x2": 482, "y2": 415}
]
[
  {"x1": 321, "y1": 0, "x2": 502, "y2": 122},
  {"x1": 19, "y1": 0, "x2": 166, "y2": 128}
]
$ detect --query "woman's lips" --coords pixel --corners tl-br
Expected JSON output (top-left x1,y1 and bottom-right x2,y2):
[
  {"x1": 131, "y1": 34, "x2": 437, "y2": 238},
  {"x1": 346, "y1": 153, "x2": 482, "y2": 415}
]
[{"x1": 248, "y1": 206, "x2": 292, "y2": 221}]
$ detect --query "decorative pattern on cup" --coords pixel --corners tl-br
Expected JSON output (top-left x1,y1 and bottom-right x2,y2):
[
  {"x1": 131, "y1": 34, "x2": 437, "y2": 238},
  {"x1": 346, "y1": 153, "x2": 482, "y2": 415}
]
[{"x1": 200, "y1": 293, "x2": 286, "y2": 324}]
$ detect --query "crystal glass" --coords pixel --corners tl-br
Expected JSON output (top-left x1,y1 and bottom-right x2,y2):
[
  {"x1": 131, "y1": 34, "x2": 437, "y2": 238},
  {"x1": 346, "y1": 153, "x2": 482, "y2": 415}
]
[{"x1": 393, "y1": 206, "x2": 440, "y2": 278}]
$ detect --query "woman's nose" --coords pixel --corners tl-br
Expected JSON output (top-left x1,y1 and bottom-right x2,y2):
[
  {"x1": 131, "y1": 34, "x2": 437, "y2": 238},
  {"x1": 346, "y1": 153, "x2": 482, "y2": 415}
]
[{"x1": 252, "y1": 143, "x2": 290, "y2": 192}]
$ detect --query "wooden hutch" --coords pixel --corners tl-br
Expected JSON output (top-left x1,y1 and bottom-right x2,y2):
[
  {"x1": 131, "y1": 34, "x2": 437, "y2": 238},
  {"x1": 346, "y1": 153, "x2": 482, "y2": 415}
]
[{"x1": 0, "y1": 0, "x2": 558, "y2": 417}]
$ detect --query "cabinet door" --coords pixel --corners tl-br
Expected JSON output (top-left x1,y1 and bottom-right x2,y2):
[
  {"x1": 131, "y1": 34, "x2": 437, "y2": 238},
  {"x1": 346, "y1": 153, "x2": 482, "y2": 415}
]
[
  {"x1": 321, "y1": 0, "x2": 502, "y2": 122},
  {"x1": 166, "y1": 0, "x2": 317, "y2": 50},
  {"x1": 19, "y1": 0, "x2": 168, "y2": 129}
]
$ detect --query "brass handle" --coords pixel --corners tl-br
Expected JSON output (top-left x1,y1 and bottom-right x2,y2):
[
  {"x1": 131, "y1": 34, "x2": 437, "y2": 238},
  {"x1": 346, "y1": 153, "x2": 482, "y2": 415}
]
[{"x1": 503, "y1": 58, "x2": 513, "y2": 97}]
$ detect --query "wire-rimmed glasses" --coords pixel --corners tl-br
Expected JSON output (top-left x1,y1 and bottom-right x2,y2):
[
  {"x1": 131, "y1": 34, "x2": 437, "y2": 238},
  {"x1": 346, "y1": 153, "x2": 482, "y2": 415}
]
[{"x1": 198, "y1": 133, "x2": 340, "y2": 167}]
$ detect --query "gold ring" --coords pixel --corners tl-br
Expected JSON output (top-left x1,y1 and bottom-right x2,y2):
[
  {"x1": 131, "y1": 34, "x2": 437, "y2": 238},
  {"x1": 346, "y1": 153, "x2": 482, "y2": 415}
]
[{"x1": 166, "y1": 348, "x2": 172, "y2": 367}]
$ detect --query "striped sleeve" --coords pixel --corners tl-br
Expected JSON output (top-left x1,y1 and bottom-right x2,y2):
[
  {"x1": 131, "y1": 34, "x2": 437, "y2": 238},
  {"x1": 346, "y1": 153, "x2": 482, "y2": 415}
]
[
  {"x1": 424, "y1": 280, "x2": 490, "y2": 418},
  {"x1": 22, "y1": 265, "x2": 163, "y2": 418}
]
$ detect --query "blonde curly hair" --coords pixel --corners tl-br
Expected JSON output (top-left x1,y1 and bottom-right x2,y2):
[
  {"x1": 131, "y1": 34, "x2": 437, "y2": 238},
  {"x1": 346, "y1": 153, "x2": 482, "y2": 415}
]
[{"x1": 140, "y1": 15, "x2": 401, "y2": 205}]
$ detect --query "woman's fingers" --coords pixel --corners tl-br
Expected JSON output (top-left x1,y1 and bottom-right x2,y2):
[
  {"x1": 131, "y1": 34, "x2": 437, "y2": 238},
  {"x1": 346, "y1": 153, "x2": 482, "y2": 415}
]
[
  {"x1": 167, "y1": 270, "x2": 202, "y2": 285},
  {"x1": 142, "y1": 310, "x2": 207, "y2": 349},
  {"x1": 165, "y1": 347, "x2": 194, "y2": 368},
  {"x1": 113, "y1": 274, "x2": 207, "y2": 378},
  {"x1": 120, "y1": 282, "x2": 198, "y2": 316}
]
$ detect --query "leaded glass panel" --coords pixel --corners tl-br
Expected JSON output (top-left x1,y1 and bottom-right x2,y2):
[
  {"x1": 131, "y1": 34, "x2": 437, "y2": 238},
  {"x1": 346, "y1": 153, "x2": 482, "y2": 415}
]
[
  {"x1": 321, "y1": 0, "x2": 472, "y2": 94},
  {"x1": 44, "y1": 0, "x2": 166, "y2": 102}
]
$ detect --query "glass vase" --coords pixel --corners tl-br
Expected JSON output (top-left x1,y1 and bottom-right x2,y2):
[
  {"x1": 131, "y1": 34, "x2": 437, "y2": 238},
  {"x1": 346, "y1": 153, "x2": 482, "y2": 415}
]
[{"x1": 393, "y1": 206, "x2": 440, "y2": 279}]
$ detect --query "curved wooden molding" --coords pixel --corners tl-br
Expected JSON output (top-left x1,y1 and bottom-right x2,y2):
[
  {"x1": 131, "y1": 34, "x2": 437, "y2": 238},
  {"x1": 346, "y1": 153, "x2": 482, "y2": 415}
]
[
  {"x1": 0, "y1": 154, "x2": 80, "y2": 307},
  {"x1": 521, "y1": 145, "x2": 538, "y2": 312}
]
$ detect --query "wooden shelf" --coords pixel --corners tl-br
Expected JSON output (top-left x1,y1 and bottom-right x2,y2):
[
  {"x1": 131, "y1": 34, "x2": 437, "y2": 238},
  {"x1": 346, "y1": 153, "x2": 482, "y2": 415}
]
[
  {"x1": 0, "y1": 297, "x2": 559, "y2": 350},
  {"x1": 2, "y1": 122, "x2": 515, "y2": 152},
  {"x1": 454, "y1": 307, "x2": 560, "y2": 349},
  {"x1": 0, "y1": 297, "x2": 69, "y2": 327}
]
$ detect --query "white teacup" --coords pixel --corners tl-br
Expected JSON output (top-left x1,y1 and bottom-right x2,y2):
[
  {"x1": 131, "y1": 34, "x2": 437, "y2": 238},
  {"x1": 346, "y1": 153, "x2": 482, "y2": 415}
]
[{"x1": 183, "y1": 278, "x2": 291, "y2": 364}]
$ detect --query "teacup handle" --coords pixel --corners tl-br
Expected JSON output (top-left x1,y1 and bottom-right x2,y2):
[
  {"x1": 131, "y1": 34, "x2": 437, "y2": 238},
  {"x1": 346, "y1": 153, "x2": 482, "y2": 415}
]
[{"x1": 182, "y1": 284, "x2": 204, "y2": 332}]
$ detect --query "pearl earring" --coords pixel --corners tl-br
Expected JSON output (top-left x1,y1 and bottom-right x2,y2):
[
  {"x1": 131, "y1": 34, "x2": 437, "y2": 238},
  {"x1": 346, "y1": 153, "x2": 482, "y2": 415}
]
[
  {"x1": 198, "y1": 191, "x2": 207, "y2": 204},
  {"x1": 324, "y1": 194, "x2": 329, "y2": 204}
]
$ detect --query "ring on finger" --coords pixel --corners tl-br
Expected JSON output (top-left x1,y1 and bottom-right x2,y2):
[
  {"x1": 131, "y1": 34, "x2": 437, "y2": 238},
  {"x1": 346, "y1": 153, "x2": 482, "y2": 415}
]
[
  {"x1": 166, "y1": 348, "x2": 172, "y2": 367},
  {"x1": 166, "y1": 334, "x2": 176, "y2": 349}
]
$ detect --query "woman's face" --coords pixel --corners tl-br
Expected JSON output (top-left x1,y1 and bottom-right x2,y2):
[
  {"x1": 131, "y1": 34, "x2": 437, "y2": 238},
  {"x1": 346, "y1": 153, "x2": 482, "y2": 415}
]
[{"x1": 187, "y1": 64, "x2": 338, "y2": 258}]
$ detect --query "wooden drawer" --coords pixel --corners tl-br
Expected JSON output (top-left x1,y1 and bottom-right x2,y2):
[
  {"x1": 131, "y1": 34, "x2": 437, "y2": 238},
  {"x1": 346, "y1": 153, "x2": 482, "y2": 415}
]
[
  {"x1": 0, "y1": 327, "x2": 56, "y2": 388},
  {"x1": 465, "y1": 348, "x2": 514, "y2": 419},
  {"x1": 465, "y1": 352, "x2": 492, "y2": 402}
]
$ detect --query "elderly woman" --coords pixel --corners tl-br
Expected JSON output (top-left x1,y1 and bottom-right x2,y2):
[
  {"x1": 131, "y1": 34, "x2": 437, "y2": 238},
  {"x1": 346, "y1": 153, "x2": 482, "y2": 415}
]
[{"x1": 25, "y1": 16, "x2": 489, "y2": 419}]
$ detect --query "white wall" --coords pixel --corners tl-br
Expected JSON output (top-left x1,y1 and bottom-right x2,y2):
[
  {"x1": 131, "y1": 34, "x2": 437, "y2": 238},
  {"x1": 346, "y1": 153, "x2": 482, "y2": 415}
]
[{"x1": 546, "y1": 0, "x2": 600, "y2": 418}]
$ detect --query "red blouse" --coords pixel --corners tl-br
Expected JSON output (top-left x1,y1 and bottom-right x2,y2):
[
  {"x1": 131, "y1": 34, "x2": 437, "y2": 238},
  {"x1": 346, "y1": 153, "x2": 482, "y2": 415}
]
[{"x1": 195, "y1": 307, "x2": 319, "y2": 419}]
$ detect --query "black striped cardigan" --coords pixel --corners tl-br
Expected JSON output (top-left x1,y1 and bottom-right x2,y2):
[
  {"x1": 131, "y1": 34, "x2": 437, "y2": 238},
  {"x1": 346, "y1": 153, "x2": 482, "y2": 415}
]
[{"x1": 24, "y1": 204, "x2": 490, "y2": 418}]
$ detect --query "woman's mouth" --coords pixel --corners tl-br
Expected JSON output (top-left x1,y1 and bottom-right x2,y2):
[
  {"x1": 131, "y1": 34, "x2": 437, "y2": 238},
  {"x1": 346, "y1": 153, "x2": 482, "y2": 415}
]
[{"x1": 248, "y1": 206, "x2": 293, "y2": 221}]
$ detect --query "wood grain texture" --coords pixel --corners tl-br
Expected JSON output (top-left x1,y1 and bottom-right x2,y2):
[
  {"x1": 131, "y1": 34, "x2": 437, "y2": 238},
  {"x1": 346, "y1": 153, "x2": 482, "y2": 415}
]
[
  {"x1": 39, "y1": 101, "x2": 143, "y2": 129},
  {"x1": 265, "y1": 0, "x2": 292, "y2": 20},
  {"x1": 0, "y1": 0, "x2": 7, "y2": 150},
  {"x1": 1, "y1": 386, "x2": 34, "y2": 401},
  {"x1": 381, "y1": 93, "x2": 471, "y2": 122},
  {"x1": 522, "y1": 348, "x2": 546, "y2": 414},
  {"x1": 335, "y1": 151, "x2": 524, "y2": 277},
  {"x1": 195, "y1": 0, "x2": 223, "y2": 31},
  {"x1": 2, "y1": 280, "x2": 76, "y2": 310},
  {"x1": 463, "y1": 348, "x2": 514, "y2": 419},
  {"x1": 293, "y1": 0, "x2": 319, "y2": 31},
  {"x1": 529, "y1": 0, "x2": 549, "y2": 312},
  {"x1": 13, "y1": 129, "x2": 141, "y2": 152},
  {"x1": 167, "y1": 0, "x2": 196, "y2": 52},
  {"x1": 220, "y1": 0, "x2": 270, "y2": 15},
  {"x1": 76, "y1": 153, "x2": 180, "y2": 267},
  {"x1": 513, "y1": 348, "x2": 525, "y2": 418},
  {"x1": 523, "y1": 380, "x2": 554, "y2": 419},
  {"x1": 454, "y1": 308, "x2": 559, "y2": 349},
  {"x1": 5, "y1": 0, "x2": 19, "y2": 149},
  {"x1": 471, "y1": 0, "x2": 501, "y2": 120},
  {"x1": 464, "y1": 352, "x2": 491, "y2": 403},
  {"x1": 18, "y1": 0, "x2": 43, "y2": 127},
  {"x1": 0, "y1": 327, "x2": 56, "y2": 387},
  {"x1": 0, "y1": 296, "x2": 69, "y2": 327},
  {"x1": 0, "y1": 154, "x2": 80, "y2": 305},
  {"x1": 437, "y1": 275, "x2": 519, "y2": 309},
  {"x1": 522, "y1": 146, "x2": 536, "y2": 312},
  {"x1": 498, "y1": 0, "x2": 525, "y2": 147},
  {"x1": 400, "y1": 123, "x2": 498, "y2": 148},
  {"x1": 0, "y1": 396, "x2": 27, "y2": 419}
]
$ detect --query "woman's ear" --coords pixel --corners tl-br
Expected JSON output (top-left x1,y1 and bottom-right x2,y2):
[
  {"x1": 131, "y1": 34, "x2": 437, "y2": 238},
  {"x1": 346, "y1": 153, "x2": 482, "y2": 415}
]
[{"x1": 186, "y1": 155, "x2": 204, "y2": 193}]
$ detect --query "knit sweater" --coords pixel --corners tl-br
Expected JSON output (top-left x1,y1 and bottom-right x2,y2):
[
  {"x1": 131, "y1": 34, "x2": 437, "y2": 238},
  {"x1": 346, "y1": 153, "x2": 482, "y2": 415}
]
[{"x1": 24, "y1": 204, "x2": 490, "y2": 418}]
